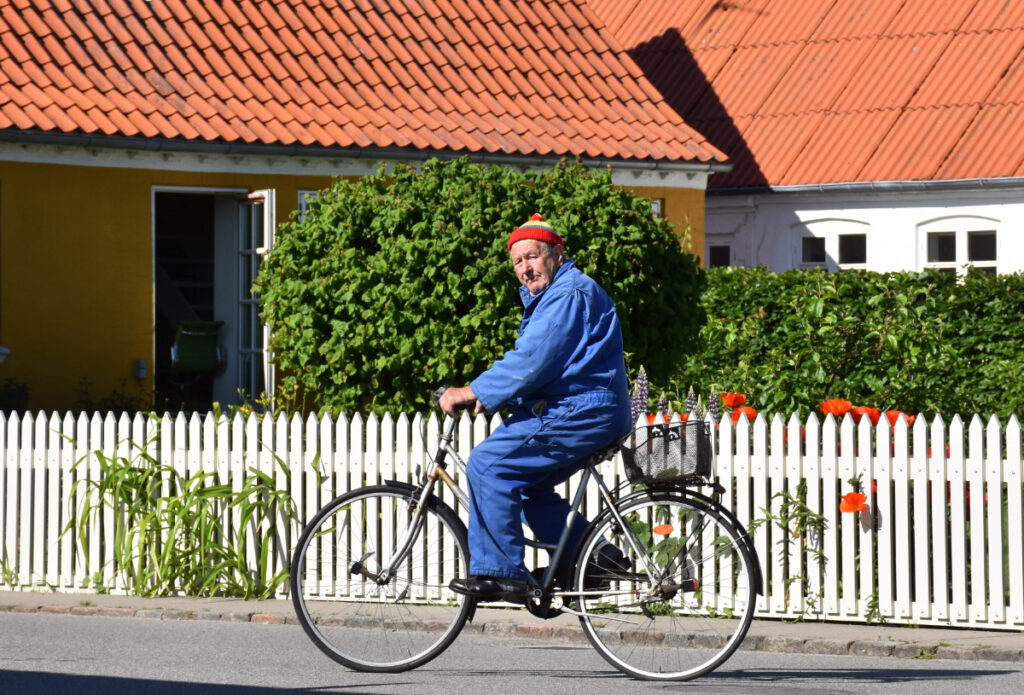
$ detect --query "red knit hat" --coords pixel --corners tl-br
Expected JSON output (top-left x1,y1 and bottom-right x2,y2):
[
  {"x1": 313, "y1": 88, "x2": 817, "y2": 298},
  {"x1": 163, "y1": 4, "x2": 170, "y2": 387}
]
[{"x1": 507, "y1": 213, "x2": 564, "y2": 250}]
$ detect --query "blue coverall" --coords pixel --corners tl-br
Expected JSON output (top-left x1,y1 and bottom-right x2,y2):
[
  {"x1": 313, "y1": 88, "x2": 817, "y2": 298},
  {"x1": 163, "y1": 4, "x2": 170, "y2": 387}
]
[{"x1": 468, "y1": 259, "x2": 632, "y2": 581}]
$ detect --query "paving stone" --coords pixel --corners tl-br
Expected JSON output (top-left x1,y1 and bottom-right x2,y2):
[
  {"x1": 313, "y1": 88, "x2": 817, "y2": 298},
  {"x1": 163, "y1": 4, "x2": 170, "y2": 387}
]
[
  {"x1": 251, "y1": 613, "x2": 286, "y2": 624},
  {"x1": 974, "y1": 647, "x2": 1024, "y2": 662},
  {"x1": 40, "y1": 605, "x2": 72, "y2": 614},
  {"x1": 802, "y1": 638, "x2": 854, "y2": 655},
  {"x1": 936, "y1": 645, "x2": 982, "y2": 660},
  {"x1": 221, "y1": 612, "x2": 253, "y2": 623},
  {"x1": 851, "y1": 640, "x2": 898, "y2": 657}
]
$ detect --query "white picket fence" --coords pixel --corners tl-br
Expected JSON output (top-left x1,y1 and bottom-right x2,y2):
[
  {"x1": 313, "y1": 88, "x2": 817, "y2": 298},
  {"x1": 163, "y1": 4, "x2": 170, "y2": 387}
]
[{"x1": 1, "y1": 408, "x2": 1022, "y2": 630}]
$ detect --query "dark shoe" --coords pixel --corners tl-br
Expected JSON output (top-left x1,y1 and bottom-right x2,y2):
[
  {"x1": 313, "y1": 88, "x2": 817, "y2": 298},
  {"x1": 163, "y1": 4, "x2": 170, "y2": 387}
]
[
  {"x1": 449, "y1": 575, "x2": 530, "y2": 602},
  {"x1": 584, "y1": 540, "x2": 630, "y2": 589}
]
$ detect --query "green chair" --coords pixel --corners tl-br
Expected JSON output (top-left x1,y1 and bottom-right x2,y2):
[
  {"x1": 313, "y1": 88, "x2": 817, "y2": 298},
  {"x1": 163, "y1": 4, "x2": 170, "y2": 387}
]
[{"x1": 170, "y1": 321, "x2": 225, "y2": 374}]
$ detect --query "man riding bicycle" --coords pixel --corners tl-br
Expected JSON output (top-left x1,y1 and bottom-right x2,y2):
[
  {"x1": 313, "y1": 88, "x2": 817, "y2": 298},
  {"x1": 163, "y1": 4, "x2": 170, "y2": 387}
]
[{"x1": 439, "y1": 213, "x2": 633, "y2": 601}]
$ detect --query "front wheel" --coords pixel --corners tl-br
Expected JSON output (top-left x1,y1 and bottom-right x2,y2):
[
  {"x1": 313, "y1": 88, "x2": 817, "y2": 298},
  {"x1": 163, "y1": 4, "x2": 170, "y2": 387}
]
[
  {"x1": 290, "y1": 484, "x2": 473, "y2": 672},
  {"x1": 574, "y1": 490, "x2": 757, "y2": 681}
]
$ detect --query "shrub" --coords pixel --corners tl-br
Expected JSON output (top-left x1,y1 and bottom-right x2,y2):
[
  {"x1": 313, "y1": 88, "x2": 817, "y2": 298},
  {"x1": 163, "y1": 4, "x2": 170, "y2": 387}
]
[
  {"x1": 672, "y1": 267, "x2": 1024, "y2": 420},
  {"x1": 255, "y1": 157, "x2": 705, "y2": 414}
]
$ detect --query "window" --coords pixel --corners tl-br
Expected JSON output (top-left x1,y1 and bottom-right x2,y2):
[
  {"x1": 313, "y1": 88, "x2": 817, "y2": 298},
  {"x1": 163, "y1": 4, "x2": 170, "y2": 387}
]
[
  {"x1": 968, "y1": 231, "x2": 996, "y2": 262},
  {"x1": 802, "y1": 237, "x2": 826, "y2": 264},
  {"x1": 838, "y1": 234, "x2": 866, "y2": 264},
  {"x1": 708, "y1": 245, "x2": 730, "y2": 268},
  {"x1": 922, "y1": 225, "x2": 997, "y2": 274},
  {"x1": 794, "y1": 220, "x2": 869, "y2": 271},
  {"x1": 297, "y1": 190, "x2": 318, "y2": 222},
  {"x1": 650, "y1": 198, "x2": 664, "y2": 218},
  {"x1": 927, "y1": 232, "x2": 956, "y2": 263}
]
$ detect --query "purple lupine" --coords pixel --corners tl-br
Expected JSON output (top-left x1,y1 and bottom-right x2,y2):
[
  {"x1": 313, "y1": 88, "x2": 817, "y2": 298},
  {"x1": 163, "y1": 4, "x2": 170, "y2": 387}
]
[
  {"x1": 707, "y1": 389, "x2": 722, "y2": 421},
  {"x1": 630, "y1": 366, "x2": 648, "y2": 424},
  {"x1": 656, "y1": 391, "x2": 668, "y2": 416},
  {"x1": 685, "y1": 386, "x2": 698, "y2": 415}
]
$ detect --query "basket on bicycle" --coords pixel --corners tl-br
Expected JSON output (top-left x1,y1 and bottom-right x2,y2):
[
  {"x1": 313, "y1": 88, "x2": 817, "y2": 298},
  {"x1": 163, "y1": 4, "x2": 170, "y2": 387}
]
[{"x1": 620, "y1": 420, "x2": 713, "y2": 486}]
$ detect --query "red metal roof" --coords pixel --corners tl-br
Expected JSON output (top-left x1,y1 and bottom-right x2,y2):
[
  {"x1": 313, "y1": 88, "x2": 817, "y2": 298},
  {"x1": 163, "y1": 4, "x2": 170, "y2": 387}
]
[
  {"x1": 590, "y1": 0, "x2": 1024, "y2": 187},
  {"x1": 0, "y1": 0, "x2": 726, "y2": 166}
]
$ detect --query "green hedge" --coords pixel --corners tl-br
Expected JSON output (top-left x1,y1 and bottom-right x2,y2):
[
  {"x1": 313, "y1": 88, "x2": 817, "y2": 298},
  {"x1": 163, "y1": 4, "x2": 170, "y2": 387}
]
[
  {"x1": 670, "y1": 267, "x2": 1024, "y2": 420},
  {"x1": 254, "y1": 157, "x2": 705, "y2": 414}
]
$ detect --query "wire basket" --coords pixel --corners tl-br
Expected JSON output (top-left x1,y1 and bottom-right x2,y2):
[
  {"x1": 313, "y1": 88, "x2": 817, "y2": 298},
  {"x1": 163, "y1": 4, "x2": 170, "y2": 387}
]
[{"x1": 620, "y1": 420, "x2": 713, "y2": 486}]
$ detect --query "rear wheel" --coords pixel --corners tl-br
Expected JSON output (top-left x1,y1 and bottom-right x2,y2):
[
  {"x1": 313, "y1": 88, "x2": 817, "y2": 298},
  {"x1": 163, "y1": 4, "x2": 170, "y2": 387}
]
[
  {"x1": 574, "y1": 491, "x2": 757, "y2": 680},
  {"x1": 290, "y1": 484, "x2": 472, "y2": 672}
]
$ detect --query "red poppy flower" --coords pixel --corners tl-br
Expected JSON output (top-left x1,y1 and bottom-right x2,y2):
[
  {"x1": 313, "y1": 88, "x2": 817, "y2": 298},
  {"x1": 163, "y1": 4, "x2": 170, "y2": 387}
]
[
  {"x1": 646, "y1": 413, "x2": 670, "y2": 424},
  {"x1": 721, "y1": 392, "x2": 747, "y2": 409},
  {"x1": 851, "y1": 406, "x2": 881, "y2": 426},
  {"x1": 884, "y1": 410, "x2": 916, "y2": 428},
  {"x1": 839, "y1": 491, "x2": 868, "y2": 513},
  {"x1": 730, "y1": 406, "x2": 758, "y2": 424},
  {"x1": 819, "y1": 399, "x2": 852, "y2": 417}
]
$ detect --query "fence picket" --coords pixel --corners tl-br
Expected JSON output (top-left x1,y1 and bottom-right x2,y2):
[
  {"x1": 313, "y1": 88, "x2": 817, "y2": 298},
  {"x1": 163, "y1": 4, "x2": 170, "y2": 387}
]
[
  {"x1": 874, "y1": 417, "x2": 893, "y2": 620},
  {"x1": 892, "y1": 416, "x2": 912, "y2": 621},
  {"x1": 821, "y1": 415, "x2": 839, "y2": 617},
  {"x1": 985, "y1": 415, "x2": 1005, "y2": 624},
  {"x1": 1006, "y1": 416, "x2": 1024, "y2": 626},
  {"x1": 949, "y1": 416, "x2": 969, "y2": 621},
  {"x1": 966, "y1": 415, "x2": 985, "y2": 623},
  {"x1": 911, "y1": 416, "x2": 930, "y2": 621}
]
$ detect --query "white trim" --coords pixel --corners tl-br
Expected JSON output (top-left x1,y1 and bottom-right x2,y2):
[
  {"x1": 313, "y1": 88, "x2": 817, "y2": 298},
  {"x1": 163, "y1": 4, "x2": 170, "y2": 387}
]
[
  {"x1": 2, "y1": 141, "x2": 386, "y2": 177},
  {"x1": 1, "y1": 141, "x2": 711, "y2": 188}
]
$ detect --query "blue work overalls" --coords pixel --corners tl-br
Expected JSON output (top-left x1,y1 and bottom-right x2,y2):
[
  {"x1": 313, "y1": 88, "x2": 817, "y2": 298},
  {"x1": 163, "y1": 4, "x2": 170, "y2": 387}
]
[{"x1": 468, "y1": 259, "x2": 632, "y2": 580}]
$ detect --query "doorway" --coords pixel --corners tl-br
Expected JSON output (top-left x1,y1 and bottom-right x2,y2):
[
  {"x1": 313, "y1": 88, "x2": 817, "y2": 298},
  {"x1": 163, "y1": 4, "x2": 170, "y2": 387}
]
[{"x1": 153, "y1": 189, "x2": 274, "y2": 412}]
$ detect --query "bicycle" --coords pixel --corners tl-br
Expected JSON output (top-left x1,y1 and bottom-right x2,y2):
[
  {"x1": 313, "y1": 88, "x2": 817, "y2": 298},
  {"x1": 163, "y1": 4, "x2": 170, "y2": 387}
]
[{"x1": 290, "y1": 392, "x2": 763, "y2": 681}]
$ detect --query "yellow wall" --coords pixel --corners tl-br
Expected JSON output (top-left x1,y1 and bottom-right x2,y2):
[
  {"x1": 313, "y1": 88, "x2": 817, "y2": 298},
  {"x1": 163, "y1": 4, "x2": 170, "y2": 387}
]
[
  {"x1": 0, "y1": 159, "x2": 706, "y2": 411},
  {"x1": 625, "y1": 185, "x2": 706, "y2": 263},
  {"x1": 0, "y1": 159, "x2": 333, "y2": 411}
]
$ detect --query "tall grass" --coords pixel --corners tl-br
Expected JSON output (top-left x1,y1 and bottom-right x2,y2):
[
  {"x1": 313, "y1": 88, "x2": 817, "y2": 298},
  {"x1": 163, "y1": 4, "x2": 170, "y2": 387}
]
[{"x1": 63, "y1": 422, "x2": 296, "y2": 599}]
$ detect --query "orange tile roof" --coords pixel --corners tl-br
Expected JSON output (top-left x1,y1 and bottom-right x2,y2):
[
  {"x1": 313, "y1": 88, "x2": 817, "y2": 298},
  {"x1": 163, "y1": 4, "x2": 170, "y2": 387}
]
[
  {"x1": 0, "y1": 0, "x2": 726, "y2": 167},
  {"x1": 589, "y1": 0, "x2": 1024, "y2": 188}
]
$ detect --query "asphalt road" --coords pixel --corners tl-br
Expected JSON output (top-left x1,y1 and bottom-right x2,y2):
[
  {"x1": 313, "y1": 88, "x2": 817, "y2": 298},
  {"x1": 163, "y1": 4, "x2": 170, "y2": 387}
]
[{"x1": 2, "y1": 612, "x2": 1023, "y2": 694}]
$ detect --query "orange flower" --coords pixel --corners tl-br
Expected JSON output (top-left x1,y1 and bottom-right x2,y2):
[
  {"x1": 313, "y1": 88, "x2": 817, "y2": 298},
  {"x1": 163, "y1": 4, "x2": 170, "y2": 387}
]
[
  {"x1": 721, "y1": 392, "x2": 747, "y2": 409},
  {"x1": 850, "y1": 406, "x2": 881, "y2": 425},
  {"x1": 884, "y1": 410, "x2": 916, "y2": 428},
  {"x1": 652, "y1": 524, "x2": 674, "y2": 535},
  {"x1": 839, "y1": 491, "x2": 868, "y2": 513},
  {"x1": 730, "y1": 406, "x2": 758, "y2": 424},
  {"x1": 646, "y1": 413, "x2": 670, "y2": 424},
  {"x1": 819, "y1": 399, "x2": 852, "y2": 417}
]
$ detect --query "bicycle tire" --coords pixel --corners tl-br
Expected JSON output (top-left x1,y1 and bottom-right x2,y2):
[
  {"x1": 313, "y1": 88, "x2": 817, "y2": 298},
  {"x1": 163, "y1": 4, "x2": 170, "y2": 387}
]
[
  {"x1": 574, "y1": 490, "x2": 757, "y2": 681},
  {"x1": 290, "y1": 484, "x2": 473, "y2": 672}
]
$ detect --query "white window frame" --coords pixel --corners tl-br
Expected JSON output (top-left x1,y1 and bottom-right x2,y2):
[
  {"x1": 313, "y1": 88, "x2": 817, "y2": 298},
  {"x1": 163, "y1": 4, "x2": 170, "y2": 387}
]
[
  {"x1": 793, "y1": 218, "x2": 870, "y2": 271},
  {"x1": 918, "y1": 215, "x2": 1000, "y2": 275}
]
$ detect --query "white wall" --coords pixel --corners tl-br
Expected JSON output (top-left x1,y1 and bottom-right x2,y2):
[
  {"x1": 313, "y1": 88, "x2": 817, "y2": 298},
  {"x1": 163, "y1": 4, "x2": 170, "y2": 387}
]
[{"x1": 705, "y1": 184, "x2": 1024, "y2": 274}]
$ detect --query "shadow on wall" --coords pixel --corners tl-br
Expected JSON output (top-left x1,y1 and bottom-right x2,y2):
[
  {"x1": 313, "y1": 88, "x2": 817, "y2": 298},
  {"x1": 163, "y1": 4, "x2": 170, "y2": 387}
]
[{"x1": 627, "y1": 28, "x2": 767, "y2": 190}]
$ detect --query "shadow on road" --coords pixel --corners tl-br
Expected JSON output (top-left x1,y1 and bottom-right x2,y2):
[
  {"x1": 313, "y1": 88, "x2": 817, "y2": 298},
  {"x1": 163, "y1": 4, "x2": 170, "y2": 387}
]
[{"x1": 1, "y1": 669, "x2": 410, "y2": 695}]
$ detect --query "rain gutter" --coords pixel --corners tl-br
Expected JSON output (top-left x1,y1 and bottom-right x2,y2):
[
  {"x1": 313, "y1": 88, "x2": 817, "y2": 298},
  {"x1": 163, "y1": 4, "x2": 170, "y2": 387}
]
[
  {"x1": 0, "y1": 130, "x2": 731, "y2": 175},
  {"x1": 709, "y1": 177, "x2": 1024, "y2": 195}
]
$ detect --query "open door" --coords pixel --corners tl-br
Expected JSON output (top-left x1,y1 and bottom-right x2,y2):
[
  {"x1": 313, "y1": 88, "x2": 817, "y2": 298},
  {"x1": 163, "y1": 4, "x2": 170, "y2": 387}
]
[
  {"x1": 232, "y1": 189, "x2": 274, "y2": 405},
  {"x1": 211, "y1": 189, "x2": 275, "y2": 407}
]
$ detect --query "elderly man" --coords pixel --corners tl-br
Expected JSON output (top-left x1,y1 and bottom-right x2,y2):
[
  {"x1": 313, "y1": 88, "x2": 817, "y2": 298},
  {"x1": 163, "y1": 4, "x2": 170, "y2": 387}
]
[{"x1": 439, "y1": 213, "x2": 632, "y2": 601}]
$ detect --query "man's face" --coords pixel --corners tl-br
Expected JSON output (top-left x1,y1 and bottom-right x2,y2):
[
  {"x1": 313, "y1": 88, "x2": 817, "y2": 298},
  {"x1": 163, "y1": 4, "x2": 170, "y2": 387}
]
[{"x1": 509, "y1": 239, "x2": 565, "y2": 295}]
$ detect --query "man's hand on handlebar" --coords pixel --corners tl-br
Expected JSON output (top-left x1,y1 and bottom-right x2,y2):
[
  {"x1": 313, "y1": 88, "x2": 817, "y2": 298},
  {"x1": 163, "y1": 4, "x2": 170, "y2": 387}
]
[{"x1": 437, "y1": 385, "x2": 485, "y2": 418}]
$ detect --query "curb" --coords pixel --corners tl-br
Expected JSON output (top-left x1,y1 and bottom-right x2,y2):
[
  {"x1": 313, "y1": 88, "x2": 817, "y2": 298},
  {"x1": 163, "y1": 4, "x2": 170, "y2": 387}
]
[{"x1": 3, "y1": 601, "x2": 1022, "y2": 663}]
